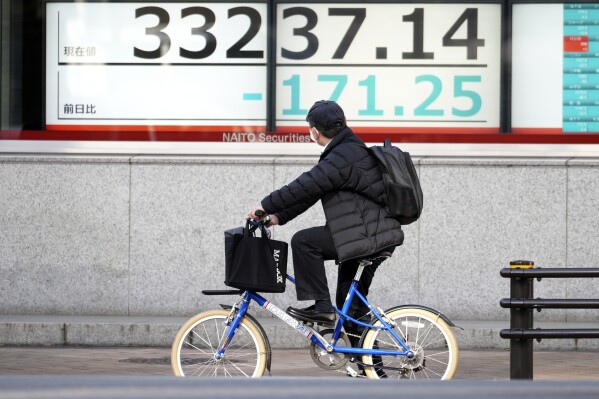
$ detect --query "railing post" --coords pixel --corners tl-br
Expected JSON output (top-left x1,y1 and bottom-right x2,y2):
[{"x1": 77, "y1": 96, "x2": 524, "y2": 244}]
[{"x1": 509, "y1": 260, "x2": 534, "y2": 379}]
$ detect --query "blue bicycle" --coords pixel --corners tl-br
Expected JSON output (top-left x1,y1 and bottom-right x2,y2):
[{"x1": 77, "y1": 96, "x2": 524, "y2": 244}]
[{"x1": 171, "y1": 220, "x2": 459, "y2": 379}]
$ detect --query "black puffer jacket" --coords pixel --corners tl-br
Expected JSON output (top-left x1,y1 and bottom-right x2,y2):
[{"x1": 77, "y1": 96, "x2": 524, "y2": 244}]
[{"x1": 261, "y1": 127, "x2": 404, "y2": 262}]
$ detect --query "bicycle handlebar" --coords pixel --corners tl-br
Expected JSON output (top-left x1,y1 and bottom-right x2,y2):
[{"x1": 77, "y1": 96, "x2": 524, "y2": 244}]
[{"x1": 247, "y1": 210, "x2": 271, "y2": 236}]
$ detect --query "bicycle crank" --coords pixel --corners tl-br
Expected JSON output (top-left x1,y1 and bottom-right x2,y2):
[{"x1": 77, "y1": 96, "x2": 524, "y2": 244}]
[{"x1": 309, "y1": 329, "x2": 351, "y2": 370}]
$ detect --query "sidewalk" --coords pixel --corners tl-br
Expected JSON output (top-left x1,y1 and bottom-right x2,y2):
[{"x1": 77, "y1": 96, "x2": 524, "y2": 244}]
[{"x1": 1, "y1": 346, "x2": 599, "y2": 380}]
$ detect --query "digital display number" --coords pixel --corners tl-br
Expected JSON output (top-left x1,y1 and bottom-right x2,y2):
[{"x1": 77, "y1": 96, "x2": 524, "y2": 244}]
[
  {"x1": 282, "y1": 74, "x2": 482, "y2": 117},
  {"x1": 53, "y1": 2, "x2": 267, "y2": 64},
  {"x1": 133, "y1": 6, "x2": 263, "y2": 60},
  {"x1": 280, "y1": 7, "x2": 484, "y2": 61},
  {"x1": 276, "y1": 3, "x2": 501, "y2": 132}
]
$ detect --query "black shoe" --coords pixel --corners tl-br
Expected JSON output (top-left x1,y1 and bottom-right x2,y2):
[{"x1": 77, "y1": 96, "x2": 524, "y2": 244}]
[{"x1": 286, "y1": 306, "x2": 336, "y2": 324}]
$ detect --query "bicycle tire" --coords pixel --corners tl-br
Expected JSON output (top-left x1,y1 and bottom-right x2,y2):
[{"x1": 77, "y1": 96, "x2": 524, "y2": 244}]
[
  {"x1": 361, "y1": 308, "x2": 459, "y2": 380},
  {"x1": 171, "y1": 309, "x2": 267, "y2": 378}
]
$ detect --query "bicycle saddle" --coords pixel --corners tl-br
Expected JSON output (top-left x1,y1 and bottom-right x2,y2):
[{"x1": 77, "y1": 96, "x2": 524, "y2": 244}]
[{"x1": 360, "y1": 248, "x2": 393, "y2": 264}]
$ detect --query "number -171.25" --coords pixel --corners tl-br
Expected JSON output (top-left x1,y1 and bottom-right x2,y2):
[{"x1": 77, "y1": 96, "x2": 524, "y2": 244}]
[{"x1": 282, "y1": 74, "x2": 482, "y2": 117}]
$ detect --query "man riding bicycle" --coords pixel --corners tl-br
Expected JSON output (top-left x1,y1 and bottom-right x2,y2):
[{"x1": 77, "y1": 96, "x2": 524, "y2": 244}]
[{"x1": 248, "y1": 100, "x2": 404, "y2": 343}]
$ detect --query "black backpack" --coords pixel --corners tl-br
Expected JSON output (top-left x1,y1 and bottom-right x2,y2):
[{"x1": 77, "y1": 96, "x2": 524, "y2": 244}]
[{"x1": 368, "y1": 139, "x2": 423, "y2": 225}]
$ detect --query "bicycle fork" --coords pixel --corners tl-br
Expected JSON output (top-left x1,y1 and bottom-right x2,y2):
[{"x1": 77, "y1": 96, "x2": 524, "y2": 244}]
[{"x1": 214, "y1": 298, "x2": 251, "y2": 360}]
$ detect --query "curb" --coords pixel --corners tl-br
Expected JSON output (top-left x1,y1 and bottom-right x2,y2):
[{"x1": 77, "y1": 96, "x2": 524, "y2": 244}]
[{"x1": 1, "y1": 316, "x2": 598, "y2": 350}]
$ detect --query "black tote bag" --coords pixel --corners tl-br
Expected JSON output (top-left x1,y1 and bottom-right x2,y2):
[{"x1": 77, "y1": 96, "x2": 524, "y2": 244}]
[{"x1": 224, "y1": 221, "x2": 288, "y2": 293}]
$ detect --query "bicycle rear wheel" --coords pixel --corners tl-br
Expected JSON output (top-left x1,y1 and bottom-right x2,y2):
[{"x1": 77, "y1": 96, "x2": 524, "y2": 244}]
[
  {"x1": 361, "y1": 308, "x2": 459, "y2": 380},
  {"x1": 171, "y1": 309, "x2": 267, "y2": 377}
]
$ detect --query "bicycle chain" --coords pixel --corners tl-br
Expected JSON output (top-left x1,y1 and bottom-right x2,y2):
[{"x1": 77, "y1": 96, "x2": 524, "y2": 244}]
[{"x1": 337, "y1": 332, "x2": 412, "y2": 377}]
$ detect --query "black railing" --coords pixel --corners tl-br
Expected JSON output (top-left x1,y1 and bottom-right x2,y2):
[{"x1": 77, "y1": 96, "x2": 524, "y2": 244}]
[{"x1": 500, "y1": 260, "x2": 599, "y2": 379}]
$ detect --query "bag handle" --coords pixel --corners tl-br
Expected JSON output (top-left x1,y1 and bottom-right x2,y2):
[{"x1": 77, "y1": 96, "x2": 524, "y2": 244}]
[
  {"x1": 244, "y1": 219, "x2": 271, "y2": 239},
  {"x1": 244, "y1": 219, "x2": 253, "y2": 237}
]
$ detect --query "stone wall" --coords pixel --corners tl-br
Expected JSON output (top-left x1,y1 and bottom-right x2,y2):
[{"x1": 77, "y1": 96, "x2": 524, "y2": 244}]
[{"x1": 1, "y1": 154, "x2": 598, "y2": 324}]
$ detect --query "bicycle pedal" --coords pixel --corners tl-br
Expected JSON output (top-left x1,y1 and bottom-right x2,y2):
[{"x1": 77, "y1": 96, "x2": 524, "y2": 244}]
[{"x1": 346, "y1": 365, "x2": 359, "y2": 378}]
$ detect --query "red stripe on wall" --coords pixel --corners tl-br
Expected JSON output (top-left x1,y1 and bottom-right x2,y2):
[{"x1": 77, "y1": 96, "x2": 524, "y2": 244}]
[{"x1": 5, "y1": 129, "x2": 599, "y2": 144}]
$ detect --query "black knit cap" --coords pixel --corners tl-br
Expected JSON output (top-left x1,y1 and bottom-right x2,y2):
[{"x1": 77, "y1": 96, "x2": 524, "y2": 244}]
[{"x1": 305, "y1": 100, "x2": 345, "y2": 130}]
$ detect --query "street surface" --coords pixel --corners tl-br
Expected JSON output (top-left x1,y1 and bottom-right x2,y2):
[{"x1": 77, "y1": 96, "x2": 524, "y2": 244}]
[
  {"x1": 0, "y1": 347, "x2": 599, "y2": 380},
  {"x1": 1, "y1": 348, "x2": 599, "y2": 399}
]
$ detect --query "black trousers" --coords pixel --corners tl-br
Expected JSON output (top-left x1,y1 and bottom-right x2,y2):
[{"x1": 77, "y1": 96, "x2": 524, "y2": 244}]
[{"x1": 290, "y1": 225, "x2": 378, "y2": 340}]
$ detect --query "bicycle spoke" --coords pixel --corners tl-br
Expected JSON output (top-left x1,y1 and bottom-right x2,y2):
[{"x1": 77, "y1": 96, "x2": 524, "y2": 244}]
[
  {"x1": 415, "y1": 317, "x2": 422, "y2": 347},
  {"x1": 189, "y1": 360, "x2": 213, "y2": 377},
  {"x1": 420, "y1": 365, "x2": 443, "y2": 378},
  {"x1": 214, "y1": 319, "x2": 222, "y2": 348},
  {"x1": 424, "y1": 353, "x2": 450, "y2": 366},
  {"x1": 224, "y1": 351, "x2": 257, "y2": 358},
  {"x1": 420, "y1": 324, "x2": 446, "y2": 350},
  {"x1": 414, "y1": 320, "x2": 435, "y2": 346},
  {"x1": 193, "y1": 325, "x2": 215, "y2": 350},
  {"x1": 410, "y1": 368, "x2": 417, "y2": 379},
  {"x1": 198, "y1": 362, "x2": 215, "y2": 377},
  {"x1": 223, "y1": 357, "x2": 251, "y2": 377},
  {"x1": 419, "y1": 335, "x2": 448, "y2": 350},
  {"x1": 420, "y1": 365, "x2": 431, "y2": 379},
  {"x1": 225, "y1": 340, "x2": 254, "y2": 354},
  {"x1": 216, "y1": 318, "x2": 227, "y2": 345},
  {"x1": 183, "y1": 339, "x2": 214, "y2": 356},
  {"x1": 401, "y1": 317, "x2": 410, "y2": 342}
]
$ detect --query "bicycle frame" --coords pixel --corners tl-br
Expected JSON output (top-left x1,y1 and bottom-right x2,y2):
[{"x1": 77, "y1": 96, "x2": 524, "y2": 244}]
[{"x1": 215, "y1": 272, "x2": 414, "y2": 360}]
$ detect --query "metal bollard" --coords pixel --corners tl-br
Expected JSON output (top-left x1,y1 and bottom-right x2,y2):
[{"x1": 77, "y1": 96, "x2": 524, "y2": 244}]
[{"x1": 509, "y1": 260, "x2": 534, "y2": 379}]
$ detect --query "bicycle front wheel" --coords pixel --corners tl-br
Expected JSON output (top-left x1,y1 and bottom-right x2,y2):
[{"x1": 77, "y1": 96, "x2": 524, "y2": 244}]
[
  {"x1": 171, "y1": 309, "x2": 267, "y2": 378},
  {"x1": 361, "y1": 308, "x2": 459, "y2": 380}
]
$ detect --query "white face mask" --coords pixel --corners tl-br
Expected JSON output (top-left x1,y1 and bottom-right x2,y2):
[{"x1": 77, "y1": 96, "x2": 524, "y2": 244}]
[{"x1": 309, "y1": 127, "x2": 319, "y2": 143}]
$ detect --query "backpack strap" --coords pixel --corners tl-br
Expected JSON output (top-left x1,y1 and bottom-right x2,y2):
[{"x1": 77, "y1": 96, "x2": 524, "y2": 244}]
[{"x1": 376, "y1": 140, "x2": 395, "y2": 183}]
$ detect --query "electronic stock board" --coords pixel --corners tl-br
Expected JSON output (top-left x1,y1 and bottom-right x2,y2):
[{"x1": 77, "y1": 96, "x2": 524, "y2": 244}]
[{"x1": 45, "y1": 1, "x2": 502, "y2": 142}]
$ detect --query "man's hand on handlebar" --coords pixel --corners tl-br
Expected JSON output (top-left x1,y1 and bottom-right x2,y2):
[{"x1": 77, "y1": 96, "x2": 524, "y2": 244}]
[
  {"x1": 265, "y1": 214, "x2": 279, "y2": 227},
  {"x1": 247, "y1": 206, "x2": 266, "y2": 220},
  {"x1": 247, "y1": 206, "x2": 279, "y2": 227}
]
